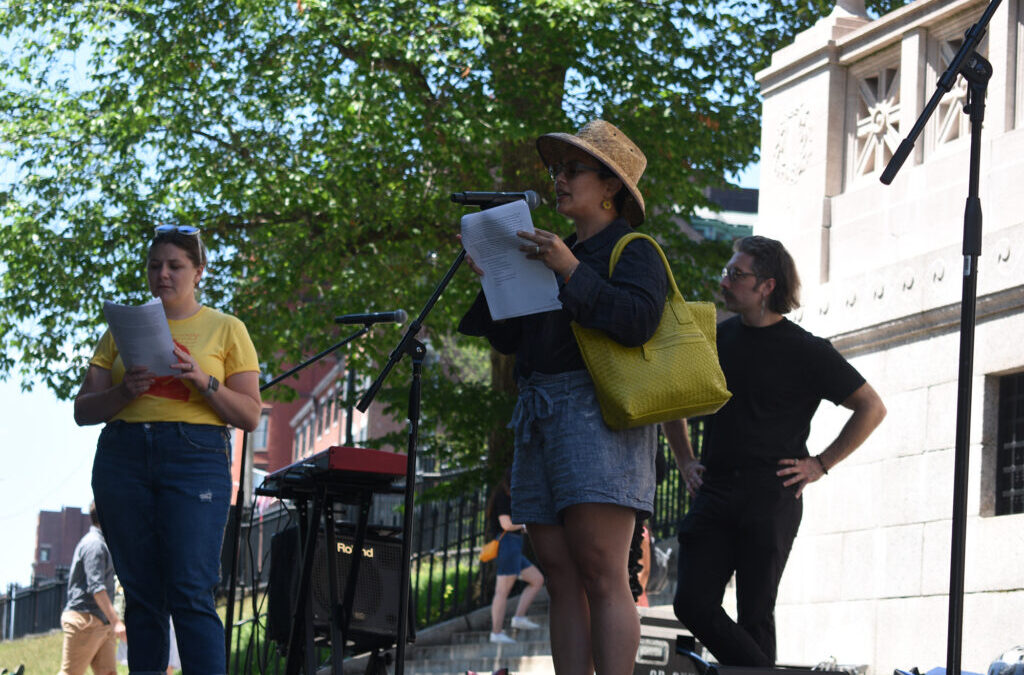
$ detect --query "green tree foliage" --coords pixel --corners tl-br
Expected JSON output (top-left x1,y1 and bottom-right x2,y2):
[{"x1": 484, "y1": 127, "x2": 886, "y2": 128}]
[{"x1": 0, "y1": 0, "x2": 904, "y2": 479}]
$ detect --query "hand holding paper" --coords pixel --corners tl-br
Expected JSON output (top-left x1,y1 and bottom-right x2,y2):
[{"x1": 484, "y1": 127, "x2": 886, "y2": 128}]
[
  {"x1": 102, "y1": 298, "x2": 178, "y2": 376},
  {"x1": 460, "y1": 200, "x2": 562, "y2": 320}
]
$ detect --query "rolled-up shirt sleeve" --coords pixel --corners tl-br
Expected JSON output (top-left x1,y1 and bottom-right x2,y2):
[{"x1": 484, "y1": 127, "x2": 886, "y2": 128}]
[
  {"x1": 82, "y1": 542, "x2": 110, "y2": 596},
  {"x1": 560, "y1": 237, "x2": 667, "y2": 347}
]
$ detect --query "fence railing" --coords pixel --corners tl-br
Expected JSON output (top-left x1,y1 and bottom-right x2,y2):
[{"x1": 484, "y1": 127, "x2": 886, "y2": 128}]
[
  {"x1": 1, "y1": 421, "x2": 701, "y2": 651},
  {"x1": 224, "y1": 423, "x2": 701, "y2": 670},
  {"x1": 0, "y1": 577, "x2": 67, "y2": 641}
]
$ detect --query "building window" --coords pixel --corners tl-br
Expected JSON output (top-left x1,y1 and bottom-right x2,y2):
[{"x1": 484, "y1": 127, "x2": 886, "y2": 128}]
[
  {"x1": 252, "y1": 412, "x2": 270, "y2": 451},
  {"x1": 996, "y1": 372, "x2": 1024, "y2": 515},
  {"x1": 39, "y1": 547, "x2": 51, "y2": 562}
]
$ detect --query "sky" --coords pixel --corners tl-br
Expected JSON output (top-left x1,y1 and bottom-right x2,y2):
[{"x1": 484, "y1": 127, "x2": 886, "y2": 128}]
[{"x1": 0, "y1": 379, "x2": 101, "y2": 589}]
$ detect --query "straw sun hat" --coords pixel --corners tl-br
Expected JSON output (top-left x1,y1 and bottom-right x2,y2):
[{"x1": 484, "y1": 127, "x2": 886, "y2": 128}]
[{"x1": 536, "y1": 119, "x2": 647, "y2": 227}]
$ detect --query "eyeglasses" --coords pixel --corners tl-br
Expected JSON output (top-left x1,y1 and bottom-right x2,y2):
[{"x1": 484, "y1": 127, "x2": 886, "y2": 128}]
[
  {"x1": 154, "y1": 225, "x2": 201, "y2": 236},
  {"x1": 547, "y1": 160, "x2": 606, "y2": 181},
  {"x1": 722, "y1": 266, "x2": 758, "y2": 282}
]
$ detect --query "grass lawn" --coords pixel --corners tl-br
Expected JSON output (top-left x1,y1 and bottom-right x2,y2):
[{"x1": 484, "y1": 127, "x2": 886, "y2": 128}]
[
  {"x1": 0, "y1": 629, "x2": 132, "y2": 674},
  {"x1": 0, "y1": 567, "x2": 477, "y2": 672}
]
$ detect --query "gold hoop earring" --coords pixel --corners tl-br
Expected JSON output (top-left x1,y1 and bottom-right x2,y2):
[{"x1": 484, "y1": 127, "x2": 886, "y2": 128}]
[{"x1": 602, "y1": 199, "x2": 613, "y2": 211}]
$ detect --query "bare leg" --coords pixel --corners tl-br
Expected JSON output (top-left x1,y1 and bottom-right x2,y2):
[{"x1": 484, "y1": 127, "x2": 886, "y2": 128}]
[
  {"x1": 514, "y1": 564, "x2": 545, "y2": 617},
  {"x1": 529, "y1": 523, "x2": 594, "y2": 675},
  {"x1": 491, "y1": 575, "x2": 517, "y2": 634},
  {"x1": 563, "y1": 503, "x2": 641, "y2": 675}
]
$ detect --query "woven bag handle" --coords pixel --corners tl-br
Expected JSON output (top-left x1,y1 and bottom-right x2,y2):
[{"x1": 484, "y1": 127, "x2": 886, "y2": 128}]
[{"x1": 607, "y1": 232, "x2": 683, "y2": 301}]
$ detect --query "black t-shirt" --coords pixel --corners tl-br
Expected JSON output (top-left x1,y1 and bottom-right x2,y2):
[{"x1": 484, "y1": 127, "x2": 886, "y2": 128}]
[
  {"x1": 489, "y1": 488, "x2": 512, "y2": 538},
  {"x1": 702, "y1": 316, "x2": 865, "y2": 474}
]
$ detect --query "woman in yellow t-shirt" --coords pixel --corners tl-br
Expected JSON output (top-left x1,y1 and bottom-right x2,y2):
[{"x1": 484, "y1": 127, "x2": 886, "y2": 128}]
[{"x1": 74, "y1": 226, "x2": 261, "y2": 674}]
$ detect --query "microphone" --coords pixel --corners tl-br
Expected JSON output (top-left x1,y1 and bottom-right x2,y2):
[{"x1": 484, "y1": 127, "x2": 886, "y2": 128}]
[
  {"x1": 451, "y1": 190, "x2": 541, "y2": 210},
  {"x1": 334, "y1": 309, "x2": 408, "y2": 325}
]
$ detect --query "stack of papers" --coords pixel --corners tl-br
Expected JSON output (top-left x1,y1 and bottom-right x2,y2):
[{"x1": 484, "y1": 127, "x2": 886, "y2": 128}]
[
  {"x1": 102, "y1": 298, "x2": 177, "y2": 376},
  {"x1": 459, "y1": 200, "x2": 562, "y2": 320}
]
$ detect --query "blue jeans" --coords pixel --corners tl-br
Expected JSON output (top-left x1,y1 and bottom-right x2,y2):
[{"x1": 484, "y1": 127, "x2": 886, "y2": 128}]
[{"x1": 92, "y1": 421, "x2": 231, "y2": 675}]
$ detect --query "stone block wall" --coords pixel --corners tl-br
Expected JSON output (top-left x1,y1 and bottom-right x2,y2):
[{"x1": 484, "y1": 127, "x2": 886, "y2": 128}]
[{"x1": 754, "y1": 0, "x2": 1024, "y2": 670}]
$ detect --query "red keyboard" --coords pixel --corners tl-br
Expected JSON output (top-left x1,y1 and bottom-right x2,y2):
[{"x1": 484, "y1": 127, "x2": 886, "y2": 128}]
[{"x1": 256, "y1": 446, "x2": 406, "y2": 498}]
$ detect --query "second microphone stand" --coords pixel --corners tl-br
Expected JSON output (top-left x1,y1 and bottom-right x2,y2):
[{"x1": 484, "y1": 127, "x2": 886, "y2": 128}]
[
  {"x1": 224, "y1": 326, "x2": 370, "y2": 669},
  {"x1": 356, "y1": 247, "x2": 467, "y2": 675}
]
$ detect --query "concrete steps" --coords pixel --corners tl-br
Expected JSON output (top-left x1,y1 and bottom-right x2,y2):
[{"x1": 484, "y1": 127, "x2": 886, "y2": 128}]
[
  {"x1": 403, "y1": 603, "x2": 554, "y2": 675},
  {"x1": 342, "y1": 586, "x2": 683, "y2": 675},
  {"x1": 342, "y1": 591, "x2": 556, "y2": 675}
]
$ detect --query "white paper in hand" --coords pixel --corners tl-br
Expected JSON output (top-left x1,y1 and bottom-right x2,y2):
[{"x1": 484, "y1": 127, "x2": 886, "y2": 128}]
[
  {"x1": 102, "y1": 298, "x2": 178, "y2": 376},
  {"x1": 460, "y1": 200, "x2": 562, "y2": 320}
]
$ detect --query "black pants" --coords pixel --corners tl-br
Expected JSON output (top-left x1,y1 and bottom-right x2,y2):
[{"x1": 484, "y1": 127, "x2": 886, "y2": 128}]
[{"x1": 673, "y1": 469, "x2": 802, "y2": 666}]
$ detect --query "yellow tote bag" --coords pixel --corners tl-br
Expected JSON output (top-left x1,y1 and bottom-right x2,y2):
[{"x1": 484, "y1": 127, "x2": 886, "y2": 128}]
[{"x1": 571, "y1": 233, "x2": 731, "y2": 429}]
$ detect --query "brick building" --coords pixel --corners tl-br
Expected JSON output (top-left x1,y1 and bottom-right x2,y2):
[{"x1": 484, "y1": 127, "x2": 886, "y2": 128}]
[{"x1": 33, "y1": 506, "x2": 91, "y2": 582}]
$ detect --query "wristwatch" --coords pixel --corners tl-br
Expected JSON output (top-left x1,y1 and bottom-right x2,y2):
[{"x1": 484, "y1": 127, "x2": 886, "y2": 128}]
[{"x1": 205, "y1": 375, "x2": 220, "y2": 395}]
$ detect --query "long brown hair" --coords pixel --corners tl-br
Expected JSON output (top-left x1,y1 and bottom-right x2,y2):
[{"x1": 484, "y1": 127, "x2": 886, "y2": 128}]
[
  {"x1": 735, "y1": 235, "x2": 801, "y2": 314},
  {"x1": 484, "y1": 469, "x2": 512, "y2": 527}
]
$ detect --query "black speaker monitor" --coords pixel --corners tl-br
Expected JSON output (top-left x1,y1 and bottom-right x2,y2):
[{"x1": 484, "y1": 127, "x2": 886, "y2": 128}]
[{"x1": 267, "y1": 525, "x2": 406, "y2": 651}]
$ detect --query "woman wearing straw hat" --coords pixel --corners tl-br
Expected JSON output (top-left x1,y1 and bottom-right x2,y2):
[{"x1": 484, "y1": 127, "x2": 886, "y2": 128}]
[{"x1": 459, "y1": 120, "x2": 666, "y2": 674}]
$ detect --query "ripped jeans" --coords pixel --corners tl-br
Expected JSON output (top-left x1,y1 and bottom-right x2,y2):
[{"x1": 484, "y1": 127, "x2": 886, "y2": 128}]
[{"x1": 92, "y1": 421, "x2": 230, "y2": 675}]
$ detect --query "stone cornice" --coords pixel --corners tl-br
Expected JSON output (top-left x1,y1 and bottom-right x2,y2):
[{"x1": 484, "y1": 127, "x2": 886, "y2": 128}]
[
  {"x1": 831, "y1": 284, "x2": 1024, "y2": 357},
  {"x1": 757, "y1": 0, "x2": 986, "y2": 93}
]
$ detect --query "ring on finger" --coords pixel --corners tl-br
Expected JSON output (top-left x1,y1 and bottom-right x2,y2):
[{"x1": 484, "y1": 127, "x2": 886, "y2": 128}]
[{"x1": 533, "y1": 245, "x2": 541, "y2": 255}]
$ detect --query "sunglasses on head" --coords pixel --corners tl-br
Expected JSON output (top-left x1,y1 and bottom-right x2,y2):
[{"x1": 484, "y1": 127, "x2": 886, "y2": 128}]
[
  {"x1": 154, "y1": 225, "x2": 201, "y2": 236},
  {"x1": 547, "y1": 160, "x2": 607, "y2": 181}
]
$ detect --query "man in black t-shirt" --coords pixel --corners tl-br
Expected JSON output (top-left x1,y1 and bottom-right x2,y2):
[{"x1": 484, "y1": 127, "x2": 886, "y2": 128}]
[{"x1": 664, "y1": 236, "x2": 886, "y2": 667}]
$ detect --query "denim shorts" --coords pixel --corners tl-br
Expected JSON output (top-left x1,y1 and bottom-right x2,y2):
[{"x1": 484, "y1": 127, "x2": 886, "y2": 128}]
[
  {"x1": 495, "y1": 532, "x2": 533, "y2": 576},
  {"x1": 508, "y1": 370, "x2": 657, "y2": 525}
]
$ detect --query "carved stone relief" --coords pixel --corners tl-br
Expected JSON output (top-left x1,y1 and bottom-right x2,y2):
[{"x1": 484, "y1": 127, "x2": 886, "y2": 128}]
[
  {"x1": 853, "y1": 64, "x2": 901, "y2": 177},
  {"x1": 772, "y1": 104, "x2": 813, "y2": 184}
]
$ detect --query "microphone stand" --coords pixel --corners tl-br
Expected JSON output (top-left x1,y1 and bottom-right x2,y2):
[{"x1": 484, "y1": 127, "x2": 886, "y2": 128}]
[
  {"x1": 878, "y1": 4, "x2": 997, "y2": 674},
  {"x1": 224, "y1": 326, "x2": 371, "y2": 669},
  {"x1": 356, "y1": 247, "x2": 467, "y2": 675}
]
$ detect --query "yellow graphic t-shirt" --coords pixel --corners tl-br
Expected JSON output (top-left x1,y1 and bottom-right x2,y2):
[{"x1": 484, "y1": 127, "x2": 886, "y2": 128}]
[{"x1": 90, "y1": 306, "x2": 260, "y2": 425}]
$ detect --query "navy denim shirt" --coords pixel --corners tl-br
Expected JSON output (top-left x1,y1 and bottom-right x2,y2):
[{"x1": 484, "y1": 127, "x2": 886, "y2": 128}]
[{"x1": 458, "y1": 218, "x2": 668, "y2": 377}]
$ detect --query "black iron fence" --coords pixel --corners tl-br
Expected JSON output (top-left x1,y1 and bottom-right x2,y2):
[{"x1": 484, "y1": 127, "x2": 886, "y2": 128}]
[
  {"x1": 1, "y1": 577, "x2": 67, "y2": 641},
  {"x1": 1, "y1": 421, "x2": 701, "y2": 653},
  {"x1": 224, "y1": 423, "x2": 701, "y2": 670}
]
